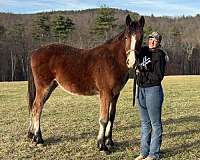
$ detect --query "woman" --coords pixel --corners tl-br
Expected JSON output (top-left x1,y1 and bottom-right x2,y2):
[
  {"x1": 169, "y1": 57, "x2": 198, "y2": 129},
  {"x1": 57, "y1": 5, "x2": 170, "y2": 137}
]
[{"x1": 135, "y1": 32, "x2": 167, "y2": 160}]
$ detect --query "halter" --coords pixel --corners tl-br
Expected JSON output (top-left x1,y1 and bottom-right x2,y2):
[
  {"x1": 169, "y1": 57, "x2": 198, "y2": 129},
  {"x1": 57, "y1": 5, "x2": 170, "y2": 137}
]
[{"x1": 126, "y1": 49, "x2": 139, "y2": 55}]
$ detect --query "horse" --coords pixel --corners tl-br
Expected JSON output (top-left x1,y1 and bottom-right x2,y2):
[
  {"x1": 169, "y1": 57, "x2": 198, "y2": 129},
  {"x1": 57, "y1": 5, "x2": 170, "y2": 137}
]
[{"x1": 27, "y1": 14, "x2": 145, "y2": 153}]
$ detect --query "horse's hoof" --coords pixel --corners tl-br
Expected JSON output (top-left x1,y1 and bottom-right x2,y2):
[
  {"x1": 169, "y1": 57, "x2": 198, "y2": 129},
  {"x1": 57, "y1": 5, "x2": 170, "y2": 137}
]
[
  {"x1": 32, "y1": 135, "x2": 44, "y2": 145},
  {"x1": 32, "y1": 140, "x2": 44, "y2": 146},
  {"x1": 99, "y1": 145, "x2": 109, "y2": 151},
  {"x1": 98, "y1": 144, "x2": 110, "y2": 153},
  {"x1": 97, "y1": 139, "x2": 111, "y2": 154},
  {"x1": 105, "y1": 138, "x2": 114, "y2": 147}
]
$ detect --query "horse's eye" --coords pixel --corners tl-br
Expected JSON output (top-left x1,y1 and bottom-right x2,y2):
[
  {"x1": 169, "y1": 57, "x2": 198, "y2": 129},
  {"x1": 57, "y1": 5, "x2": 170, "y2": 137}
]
[{"x1": 125, "y1": 36, "x2": 128, "y2": 40}]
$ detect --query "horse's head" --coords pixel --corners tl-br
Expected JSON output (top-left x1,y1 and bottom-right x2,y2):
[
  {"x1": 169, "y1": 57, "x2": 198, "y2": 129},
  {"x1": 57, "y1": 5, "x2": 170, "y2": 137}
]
[{"x1": 124, "y1": 15, "x2": 145, "y2": 68}]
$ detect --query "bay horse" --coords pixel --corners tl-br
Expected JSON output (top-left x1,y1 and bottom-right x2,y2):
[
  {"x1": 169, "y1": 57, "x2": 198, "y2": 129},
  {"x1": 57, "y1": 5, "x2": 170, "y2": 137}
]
[{"x1": 27, "y1": 15, "x2": 145, "y2": 153}]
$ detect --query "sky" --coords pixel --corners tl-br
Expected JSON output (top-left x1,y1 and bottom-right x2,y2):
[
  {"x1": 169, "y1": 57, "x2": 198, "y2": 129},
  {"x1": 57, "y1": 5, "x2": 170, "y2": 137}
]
[{"x1": 0, "y1": 0, "x2": 199, "y2": 17}]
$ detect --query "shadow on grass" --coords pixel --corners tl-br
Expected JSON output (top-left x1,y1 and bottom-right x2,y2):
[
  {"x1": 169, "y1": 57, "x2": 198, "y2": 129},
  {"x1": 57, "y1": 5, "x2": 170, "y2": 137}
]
[
  {"x1": 161, "y1": 115, "x2": 200, "y2": 158},
  {"x1": 110, "y1": 138, "x2": 140, "y2": 153},
  {"x1": 163, "y1": 115, "x2": 200, "y2": 125},
  {"x1": 44, "y1": 131, "x2": 97, "y2": 146},
  {"x1": 117, "y1": 115, "x2": 200, "y2": 132},
  {"x1": 43, "y1": 136, "x2": 63, "y2": 146},
  {"x1": 43, "y1": 131, "x2": 140, "y2": 153},
  {"x1": 44, "y1": 116, "x2": 200, "y2": 156},
  {"x1": 161, "y1": 140, "x2": 200, "y2": 158},
  {"x1": 115, "y1": 116, "x2": 200, "y2": 158},
  {"x1": 163, "y1": 128, "x2": 200, "y2": 138}
]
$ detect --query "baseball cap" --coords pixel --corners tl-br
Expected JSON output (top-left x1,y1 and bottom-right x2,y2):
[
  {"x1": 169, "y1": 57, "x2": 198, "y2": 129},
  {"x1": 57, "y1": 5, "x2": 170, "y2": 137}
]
[{"x1": 148, "y1": 32, "x2": 162, "y2": 42}]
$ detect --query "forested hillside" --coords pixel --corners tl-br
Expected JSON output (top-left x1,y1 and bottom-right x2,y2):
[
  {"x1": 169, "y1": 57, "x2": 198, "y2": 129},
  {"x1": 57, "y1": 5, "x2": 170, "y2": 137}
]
[{"x1": 0, "y1": 8, "x2": 200, "y2": 81}]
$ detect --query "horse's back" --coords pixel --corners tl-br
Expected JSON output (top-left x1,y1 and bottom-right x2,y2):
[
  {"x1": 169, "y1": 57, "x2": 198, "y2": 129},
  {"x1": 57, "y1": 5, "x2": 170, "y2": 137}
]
[
  {"x1": 30, "y1": 43, "x2": 128, "y2": 96},
  {"x1": 30, "y1": 43, "x2": 99, "y2": 95},
  {"x1": 30, "y1": 43, "x2": 85, "y2": 69}
]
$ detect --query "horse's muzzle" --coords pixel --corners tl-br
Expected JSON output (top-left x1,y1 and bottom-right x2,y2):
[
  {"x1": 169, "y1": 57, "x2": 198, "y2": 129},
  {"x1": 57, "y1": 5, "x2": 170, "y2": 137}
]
[{"x1": 126, "y1": 59, "x2": 134, "y2": 68}]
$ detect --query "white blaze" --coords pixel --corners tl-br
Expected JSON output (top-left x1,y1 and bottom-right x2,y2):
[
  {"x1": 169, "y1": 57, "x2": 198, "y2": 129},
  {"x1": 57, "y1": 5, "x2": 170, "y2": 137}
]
[{"x1": 127, "y1": 35, "x2": 136, "y2": 68}]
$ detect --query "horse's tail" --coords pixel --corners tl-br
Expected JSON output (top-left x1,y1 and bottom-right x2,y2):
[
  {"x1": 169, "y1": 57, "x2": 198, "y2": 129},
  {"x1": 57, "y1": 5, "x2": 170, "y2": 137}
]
[{"x1": 27, "y1": 55, "x2": 36, "y2": 113}]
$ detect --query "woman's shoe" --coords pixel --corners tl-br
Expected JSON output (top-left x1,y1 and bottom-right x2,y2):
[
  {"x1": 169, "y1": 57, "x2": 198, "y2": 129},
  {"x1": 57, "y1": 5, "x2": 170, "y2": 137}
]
[
  {"x1": 135, "y1": 155, "x2": 146, "y2": 160},
  {"x1": 144, "y1": 156, "x2": 159, "y2": 160}
]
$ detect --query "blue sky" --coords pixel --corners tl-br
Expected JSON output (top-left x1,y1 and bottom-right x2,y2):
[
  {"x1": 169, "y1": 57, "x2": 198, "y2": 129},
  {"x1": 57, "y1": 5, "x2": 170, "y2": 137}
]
[{"x1": 0, "y1": 0, "x2": 199, "y2": 17}]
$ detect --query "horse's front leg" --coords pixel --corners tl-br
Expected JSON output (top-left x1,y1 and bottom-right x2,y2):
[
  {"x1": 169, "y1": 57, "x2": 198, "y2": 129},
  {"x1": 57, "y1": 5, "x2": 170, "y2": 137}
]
[
  {"x1": 97, "y1": 91, "x2": 111, "y2": 153},
  {"x1": 105, "y1": 93, "x2": 120, "y2": 147},
  {"x1": 27, "y1": 114, "x2": 34, "y2": 139}
]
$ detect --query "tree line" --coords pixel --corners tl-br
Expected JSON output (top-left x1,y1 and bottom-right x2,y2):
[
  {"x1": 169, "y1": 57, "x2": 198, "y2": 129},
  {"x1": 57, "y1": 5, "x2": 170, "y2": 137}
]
[{"x1": 0, "y1": 7, "x2": 200, "y2": 81}]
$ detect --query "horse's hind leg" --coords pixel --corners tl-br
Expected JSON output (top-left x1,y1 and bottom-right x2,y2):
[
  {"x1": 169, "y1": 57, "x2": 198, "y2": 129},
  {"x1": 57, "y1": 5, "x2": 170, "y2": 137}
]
[
  {"x1": 105, "y1": 93, "x2": 120, "y2": 146},
  {"x1": 97, "y1": 91, "x2": 111, "y2": 153},
  {"x1": 42, "y1": 81, "x2": 58, "y2": 104},
  {"x1": 31, "y1": 81, "x2": 58, "y2": 145}
]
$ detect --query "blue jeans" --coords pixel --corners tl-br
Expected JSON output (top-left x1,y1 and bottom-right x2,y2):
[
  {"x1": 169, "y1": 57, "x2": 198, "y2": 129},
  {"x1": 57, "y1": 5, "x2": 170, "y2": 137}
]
[{"x1": 137, "y1": 85, "x2": 164, "y2": 159}]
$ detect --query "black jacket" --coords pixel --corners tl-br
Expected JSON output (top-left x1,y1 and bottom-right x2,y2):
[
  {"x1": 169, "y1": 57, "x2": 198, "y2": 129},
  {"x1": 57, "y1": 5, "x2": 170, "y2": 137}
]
[{"x1": 136, "y1": 46, "x2": 166, "y2": 88}]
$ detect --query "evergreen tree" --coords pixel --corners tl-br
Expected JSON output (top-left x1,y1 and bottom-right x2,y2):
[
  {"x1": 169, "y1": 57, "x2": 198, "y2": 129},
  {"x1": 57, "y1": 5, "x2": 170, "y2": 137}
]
[
  {"x1": 129, "y1": 13, "x2": 138, "y2": 21},
  {"x1": 52, "y1": 15, "x2": 75, "y2": 43},
  {"x1": 143, "y1": 25, "x2": 153, "y2": 44},
  {"x1": 8, "y1": 23, "x2": 25, "y2": 45},
  {"x1": 32, "y1": 13, "x2": 50, "y2": 42},
  {"x1": 91, "y1": 5, "x2": 117, "y2": 40}
]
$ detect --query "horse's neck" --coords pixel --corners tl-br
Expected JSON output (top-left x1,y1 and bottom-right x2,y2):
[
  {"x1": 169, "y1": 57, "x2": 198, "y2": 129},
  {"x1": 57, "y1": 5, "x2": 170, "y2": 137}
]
[{"x1": 107, "y1": 40, "x2": 127, "y2": 67}]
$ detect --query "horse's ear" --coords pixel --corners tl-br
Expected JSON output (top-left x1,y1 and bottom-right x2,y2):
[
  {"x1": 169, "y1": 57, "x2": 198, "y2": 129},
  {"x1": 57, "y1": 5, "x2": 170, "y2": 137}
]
[
  {"x1": 139, "y1": 16, "x2": 145, "y2": 27},
  {"x1": 126, "y1": 14, "x2": 132, "y2": 26}
]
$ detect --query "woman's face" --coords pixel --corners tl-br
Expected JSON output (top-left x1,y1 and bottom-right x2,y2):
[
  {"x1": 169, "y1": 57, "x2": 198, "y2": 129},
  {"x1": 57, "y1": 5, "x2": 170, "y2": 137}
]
[{"x1": 148, "y1": 37, "x2": 160, "y2": 49}]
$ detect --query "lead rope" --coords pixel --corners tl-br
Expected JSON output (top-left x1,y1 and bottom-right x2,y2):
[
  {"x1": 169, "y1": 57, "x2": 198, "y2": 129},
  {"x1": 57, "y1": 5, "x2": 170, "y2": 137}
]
[
  {"x1": 125, "y1": 49, "x2": 138, "y2": 106},
  {"x1": 133, "y1": 65, "x2": 138, "y2": 106},
  {"x1": 126, "y1": 49, "x2": 139, "y2": 55}
]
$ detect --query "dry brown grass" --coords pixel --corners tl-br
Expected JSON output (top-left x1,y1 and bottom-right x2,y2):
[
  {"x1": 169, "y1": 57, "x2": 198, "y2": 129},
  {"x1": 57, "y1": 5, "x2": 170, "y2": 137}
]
[{"x1": 0, "y1": 76, "x2": 200, "y2": 159}]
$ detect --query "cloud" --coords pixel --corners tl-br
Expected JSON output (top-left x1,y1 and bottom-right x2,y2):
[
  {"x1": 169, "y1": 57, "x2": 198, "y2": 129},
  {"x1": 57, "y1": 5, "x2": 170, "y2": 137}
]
[
  {"x1": 0, "y1": 0, "x2": 97, "y2": 13},
  {"x1": 106, "y1": 0, "x2": 200, "y2": 16}
]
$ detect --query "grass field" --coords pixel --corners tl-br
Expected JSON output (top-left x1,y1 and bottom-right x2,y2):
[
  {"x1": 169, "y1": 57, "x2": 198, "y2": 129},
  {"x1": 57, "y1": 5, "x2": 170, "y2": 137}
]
[{"x1": 0, "y1": 76, "x2": 200, "y2": 160}]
